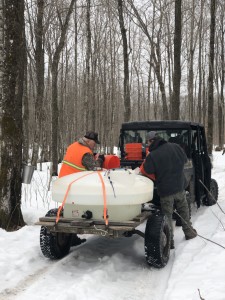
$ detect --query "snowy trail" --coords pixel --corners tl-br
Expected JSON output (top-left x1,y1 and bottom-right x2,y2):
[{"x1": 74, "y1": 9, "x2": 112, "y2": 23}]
[
  {"x1": 1, "y1": 205, "x2": 225, "y2": 300},
  {"x1": 2, "y1": 205, "x2": 223, "y2": 300},
  {"x1": 0, "y1": 267, "x2": 49, "y2": 300},
  {"x1": 1, "y1": 226, "x2": 175, "y2": 300},
  {"x1": 2, "y1": 206, "x2": 222, "y2": 300}
]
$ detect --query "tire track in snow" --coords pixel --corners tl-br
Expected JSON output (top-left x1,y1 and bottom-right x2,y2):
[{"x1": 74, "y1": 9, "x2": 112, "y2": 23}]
[
  {"x1": 0, "y1": 266, "x2": 49, "y2": 300},
  {"x1": 0, "y1": 241, "x2": 87, "y2": 300}
]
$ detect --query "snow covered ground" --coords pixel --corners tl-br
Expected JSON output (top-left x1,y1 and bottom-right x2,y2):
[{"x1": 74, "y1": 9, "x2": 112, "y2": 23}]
[{"x1": 1, "y1": 152, "x2": 225, "y2": 300}]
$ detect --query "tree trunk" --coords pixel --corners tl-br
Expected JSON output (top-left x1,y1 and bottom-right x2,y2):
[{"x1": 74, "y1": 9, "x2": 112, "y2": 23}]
[
  {"x1": 147, "y1": 59, "x2": 152, "y2": 120},
  {"x1": 31, "y1": 0, "x2": 45, "y2": 166},
  {"x1": 197, "y1": 0, "x2": 204, "y2": 123},
  {"x1": 207, "y1": 0, "x2": 216, "y2": 154},
  {"x1": 84, "y1": 0, "x2": 91, "y2": 129},
  {"x1": 0, "y1": 0, "x2": 25, "y2": 230},
  {"x1": 165, "y1": 12, "x2": 173, "y2": 116},
  {"x1": 74, "y1": 0, "x2": 78, "y2": 137},
  {"x1": 128, "y1": 0, "x2": 169, "y2": 119},
  {"x1": 118, "y1": 0, "x2": 131, "y2": 122},
  {"x1": 171, "y1": 0, "x2": 182, "y2": 120},
  {"x1": 218, "y1": 7, "x2": 224, "y2": 148},
  {"x1": 187, "y1": 0, "x2": 195, "y2": 121},
  {"x1": 22, "y1": 24, "x2": 29, "y2": 163},
  {"x1": 51, "y1": 0, "x2": 75, "y2": 175}
]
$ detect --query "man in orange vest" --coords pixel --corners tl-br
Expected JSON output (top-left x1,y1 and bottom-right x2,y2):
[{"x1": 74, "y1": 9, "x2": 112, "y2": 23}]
[{"x1": 59, "y1": 131, "x2": 104, "y2": 178}]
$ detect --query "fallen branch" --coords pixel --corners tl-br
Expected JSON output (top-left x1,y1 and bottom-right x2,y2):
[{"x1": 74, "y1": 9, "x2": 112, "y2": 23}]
[
  {"x1": 210, "y1": 208, "x2": 225, "y2": 231},
  {"x1": 174, "y1": 211, "x2": 225, "y2": 250},
  {"x1": 198, "y1": 289, "x2": 205, "y2": 300}
]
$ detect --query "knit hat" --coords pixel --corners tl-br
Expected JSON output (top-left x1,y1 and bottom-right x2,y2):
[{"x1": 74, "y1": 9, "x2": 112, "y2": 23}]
[
  {"x1": 146, "y1": 131, "x2": 157, "y2": 141},
  {"x1": 84, "y1": 131, "x2": 100, "y2": 144}
]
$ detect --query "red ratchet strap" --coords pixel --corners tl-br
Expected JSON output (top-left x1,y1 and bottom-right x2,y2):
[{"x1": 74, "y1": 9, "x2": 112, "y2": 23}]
[
  {"x1": 97, "y1": 171, "x2": 108, "y2": 226},
  {"x1": 55, "y1": 171, "x2": 95, "y2": 224}
]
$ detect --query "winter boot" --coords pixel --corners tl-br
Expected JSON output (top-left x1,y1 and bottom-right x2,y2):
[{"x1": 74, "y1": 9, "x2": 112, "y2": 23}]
[{"x1": 185, "y1": 228, "x2": 197, "y2": 240}]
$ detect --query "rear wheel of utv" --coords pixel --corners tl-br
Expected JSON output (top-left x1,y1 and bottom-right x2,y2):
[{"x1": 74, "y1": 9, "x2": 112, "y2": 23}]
[
  {"x1": 203, "y1": 178, "x2": 218, "y2": 206},
  {"x1": 145, "y1": 213, "x2": 171, "y2": 268},
  {"x1": 40, "y1": 208, "x2": 72, "y2": 259}
]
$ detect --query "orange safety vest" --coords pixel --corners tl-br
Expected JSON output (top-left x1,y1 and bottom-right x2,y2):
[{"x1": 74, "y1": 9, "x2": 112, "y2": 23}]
[{"x1": 59, "y1": 142, "x2": 92, "y2": 178}]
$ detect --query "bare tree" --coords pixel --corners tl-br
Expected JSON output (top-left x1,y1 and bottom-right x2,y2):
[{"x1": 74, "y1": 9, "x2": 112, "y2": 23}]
[
  {"x1": 51, "y1": 0, "x2": 75, "y2": 175},
  {"x1": 128, "y1": 0, "x2": 169, "y2": 119},
  {"x1": 11, "y1": 0, "x2": 225, "y2": 171},
  {"x1": 31, "y1": 0, "x2": 45, "y2": 165},
  {"x1": 187, "y1": 0, "x2": 196, "y2": 120},
  {"x1": 0, "y1": 0, "x2": 26, "y2": 230},
  {"x1": 22, "y1": 16, "x2": 29, "y2": 163},
  {"x1": 217, "y1": 1, "x2": 224, "y2": 148},
  {"x1": 118, "y1": 0, "x2": 131, "y2": 122},
  {"x1": 83, "y1": 0, "x2": 91, "y2": 128},
  {"x1": 73, "y1": 0, "x2": 78, "y2": 136},
  {"x1": 171, "y1": 0, "x2": 182, "y2": 120},
  {"x1": 207, "y1": 0, "x2": 216, "y2": 154},
  {"x1": 197, "y1": 0, "x2": 205, "y2": 123}
]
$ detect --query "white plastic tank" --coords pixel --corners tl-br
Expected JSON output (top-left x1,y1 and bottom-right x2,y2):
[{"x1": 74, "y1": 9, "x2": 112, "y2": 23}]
[{"x1": 52, "y1": 169, "x2": 153, "y2": 221}]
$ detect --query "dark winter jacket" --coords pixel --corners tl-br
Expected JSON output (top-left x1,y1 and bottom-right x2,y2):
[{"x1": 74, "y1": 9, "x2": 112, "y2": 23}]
[{"x1": 142, "y1": 137, "x2": 188, "y2": 197}]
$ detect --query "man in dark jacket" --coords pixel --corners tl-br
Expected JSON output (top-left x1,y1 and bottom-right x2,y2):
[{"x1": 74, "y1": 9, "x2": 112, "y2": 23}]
[{"x1": 140, "y1": 131, "x2": 197, "y2": 249}]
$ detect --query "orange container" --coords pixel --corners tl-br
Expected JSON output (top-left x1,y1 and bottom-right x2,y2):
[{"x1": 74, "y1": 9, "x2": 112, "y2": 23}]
[
  {"x1": 125, "y1": 143, "x2": 142, "y2": 150},
  {"x1": 125, "y1": 143, "x2": 142, "y2": 160},
  {"x1": 103, "y1": 155, "x2": 120, "y2": 169}
]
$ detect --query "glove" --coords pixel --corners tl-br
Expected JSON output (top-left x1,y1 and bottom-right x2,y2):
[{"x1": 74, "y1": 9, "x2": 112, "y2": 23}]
[{"x1": 98, "y1": 154, "x2": 105, "y2": 162}]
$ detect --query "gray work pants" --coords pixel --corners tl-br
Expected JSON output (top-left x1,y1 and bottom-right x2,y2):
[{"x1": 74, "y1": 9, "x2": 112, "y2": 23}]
[{"x1": 160, "y1": 190, "x2": 192, "y2": 241}]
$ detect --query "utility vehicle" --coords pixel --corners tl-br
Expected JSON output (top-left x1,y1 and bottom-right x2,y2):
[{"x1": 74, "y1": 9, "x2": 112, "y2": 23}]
[
  {"x1": 37, "y1": 120, "x2": 218, "y2": 269},
  {"x1": 119, "y1": 120, "x2": 218, "y2": 208}
]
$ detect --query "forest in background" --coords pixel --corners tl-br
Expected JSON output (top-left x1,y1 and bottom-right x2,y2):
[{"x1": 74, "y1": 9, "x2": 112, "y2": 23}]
[
  {"x1": 23, "y1": 0, "x2": 224, "y2": 161},
  {"x1": 0, "y1": 0, "x2": 224, "y2": 229}
]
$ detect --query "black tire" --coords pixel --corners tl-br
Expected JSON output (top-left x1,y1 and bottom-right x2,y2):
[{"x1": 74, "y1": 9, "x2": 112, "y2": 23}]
[
  {"x1": 40, "y1": 208, "x2": 72, "y2": 259},
  {"x1": 45, "y1": 208, "x2": 62, "y2": 217},
  {"x1": 145, "y1": 213, "x2": 171, "y2": 268},
  {"x1": 40, "y1": 227, "x2": 72, "y2": 259},
  {"x1": 203, "y1": 178, "x2": 219, "y2": 206}
]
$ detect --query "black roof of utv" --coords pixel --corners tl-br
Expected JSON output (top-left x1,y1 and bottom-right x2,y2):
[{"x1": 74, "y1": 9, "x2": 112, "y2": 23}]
[{"x1": 121, "y1": 121, "x2": 204, "y2": 131}]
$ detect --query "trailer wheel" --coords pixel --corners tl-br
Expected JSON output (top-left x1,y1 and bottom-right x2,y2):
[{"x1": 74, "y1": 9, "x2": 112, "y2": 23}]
[
  {"x1": 40, "y1": 208, "x2": 72, "y2": 259},
  {"x1": 44, "y1": 208, "x2": 61, "y2": 217},
  {"x1": 203, "y1": 178, "x2": 218, "y2": 206},
  {"x1": 145, "y1": 213, "x2": 171, "y2": 268},
  {"x1": 40, "y1": 227, "x2": 72, "y2": 259}
]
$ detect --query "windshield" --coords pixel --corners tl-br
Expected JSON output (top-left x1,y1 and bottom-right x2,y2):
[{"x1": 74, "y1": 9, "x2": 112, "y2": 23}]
[{"x1": 121, "y1": 129, "x2": 190, "y2": 158}]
